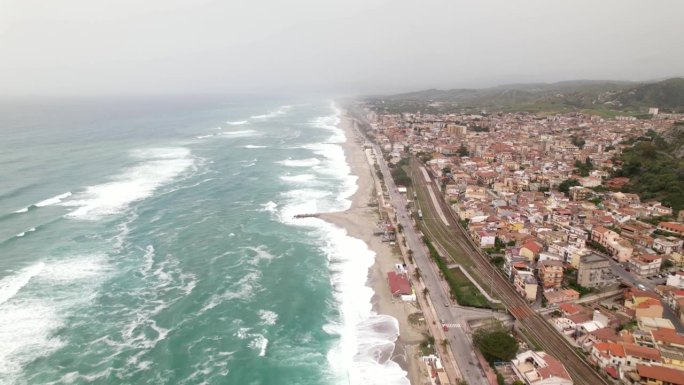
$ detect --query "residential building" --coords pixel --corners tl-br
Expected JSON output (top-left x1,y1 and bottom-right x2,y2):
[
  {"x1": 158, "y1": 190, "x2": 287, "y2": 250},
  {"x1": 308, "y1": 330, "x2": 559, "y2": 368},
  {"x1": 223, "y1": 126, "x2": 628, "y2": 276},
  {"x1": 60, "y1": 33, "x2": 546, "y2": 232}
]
[
  {"x1": 514, "y1": 270, "x2": 538, "y2": 302},
  {"x1": 544, "y1": 289, "x2": 580, "y2": 305},
  {"x1": 578, "y1": 254, "x2": 615, "y2": 288},
  {"x1": 538, "y1": 260, "x2": 564, "y2": 289},
  {"x1": 659, "y1": 222, "x2": 684, "y2": 237},
  {"x1": 636, "y1": 364, "x2": 684, "y2": 385},
  {"x1": 654, "y1": 236, "x2": 684, "y2": 255},
  {"x1": 630, "y1": 254, "x2": 663, "y2": 277},
  {"x1": 511, "y1": 350, "x2": 573, "y2": 385}
]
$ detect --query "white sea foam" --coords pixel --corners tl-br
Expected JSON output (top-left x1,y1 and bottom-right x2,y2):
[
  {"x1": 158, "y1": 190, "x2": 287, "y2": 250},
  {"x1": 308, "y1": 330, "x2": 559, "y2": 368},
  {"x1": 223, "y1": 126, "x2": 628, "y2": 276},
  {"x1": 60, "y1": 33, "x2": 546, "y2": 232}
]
[
  {"x1": 257, "y1": 310, "x2": 278, "y2": 326},
  {"x1": 276, "y1": 103, "x2": 409, "y2": 385},
  {"x1": 91, "y1": 246, "x2": 197, "y2": 376},
  {"x1": 250, "y1": 105, "x2": 292, "y2": 120},
  {"x1": 36, "y1": 192, "x2": 73, "y2": 207},
  {"x1": 277, "y1": 158, "x2": 321, "y2": 168},
  {"x1": 196, "y1": 134, "x2": 214, "y2": 139},
  {"x1": 280, "y1": 174, "x2": 317, "y2": 183},
  {"x1": 243, "y1": 145, "x2": 268, "y2": 149},
  {"x1": 217, "y1": 130, "x2": 258, "y2": 138},
  {"x1": 14, "y1": 192, "x2": 72, "y2": 213},
  {"x1": 310, "y1": 106, "x2": 344, "y2": 144},
  {"x1": 14, "y1": 227, "x2": 36, "y2": 238},
  {"x1": 0, "y1": 255, "x2": 109, "y2": 382},
  {"x1": 248, "y1": 335, "x2": 269, "y2": 357},
  {"x1": 245, "y1": 245, "x2": 277, "y2": 264},
  {"x1": 319, "y1": 223, "x2": 409, "y2": 385},
  {"x1": 200, "y1": 270, "x2": 261, "y2": 313},
  {"x1": 261, "y1": 201, "x2": 278, "y2": 213},
  {"x1": 226, "y1": 120, "x2": 248, "y2": 125},
  {"x1": 61, "y1": 147, "x2": 195, "y2": 220},
  {"x1": 0, "y1": 263, "x2": 45, "y2": 306}
]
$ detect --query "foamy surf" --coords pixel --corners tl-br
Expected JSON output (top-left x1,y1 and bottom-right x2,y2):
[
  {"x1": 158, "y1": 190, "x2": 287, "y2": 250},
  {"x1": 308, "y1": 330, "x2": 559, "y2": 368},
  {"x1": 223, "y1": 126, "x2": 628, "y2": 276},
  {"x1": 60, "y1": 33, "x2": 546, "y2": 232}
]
[
  {"x1": 15, "y1": 227, "x2": 36, "y2": 238},
  {"x1": 277, "y1": 158, "x2": 321, "y2": 168},
  {"x1": 280, "y1": 174, "x2": 317, "y2": 183},
  {"x1": 60, "y1": 147, "x2": 195, "y2": 220},
  {"x1": 14, "y1": 192, "x2": 72, "y2": 214},
  {"x1": 0, "y1": 255, "x2": 109, "y2": 382},
  {"x1": 226, "y1": 120, "x2": 248, "y2": 125},
  {"x1": 250, "y1": 105, "x2": 292, "y2": 120},
  {"x1": 274, "y1": 103, "x2": 410, "y2": 385}
]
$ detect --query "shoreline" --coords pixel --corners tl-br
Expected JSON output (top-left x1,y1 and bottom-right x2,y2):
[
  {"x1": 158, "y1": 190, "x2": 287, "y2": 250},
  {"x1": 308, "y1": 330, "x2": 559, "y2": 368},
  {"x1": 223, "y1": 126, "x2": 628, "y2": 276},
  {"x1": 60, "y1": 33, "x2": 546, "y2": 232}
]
[{"x1": 319, "y1": 110, "x2": 427, "y2": 385}]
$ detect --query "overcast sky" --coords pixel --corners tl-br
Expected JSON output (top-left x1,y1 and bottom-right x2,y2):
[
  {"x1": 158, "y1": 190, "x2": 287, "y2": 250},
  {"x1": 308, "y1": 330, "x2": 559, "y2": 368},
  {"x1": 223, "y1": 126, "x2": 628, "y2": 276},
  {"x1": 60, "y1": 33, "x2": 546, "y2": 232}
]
[{"x1": 1, "y1": 0, "x2": 683, "y2": 96}]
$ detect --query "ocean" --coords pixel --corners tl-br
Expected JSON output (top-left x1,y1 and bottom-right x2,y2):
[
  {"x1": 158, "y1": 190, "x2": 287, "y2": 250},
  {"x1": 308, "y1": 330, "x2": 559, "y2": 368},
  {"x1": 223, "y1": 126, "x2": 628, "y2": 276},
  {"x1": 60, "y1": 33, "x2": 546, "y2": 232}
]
[{"x1": 0, "y1": 96, "x2": 408, "y2": 385}]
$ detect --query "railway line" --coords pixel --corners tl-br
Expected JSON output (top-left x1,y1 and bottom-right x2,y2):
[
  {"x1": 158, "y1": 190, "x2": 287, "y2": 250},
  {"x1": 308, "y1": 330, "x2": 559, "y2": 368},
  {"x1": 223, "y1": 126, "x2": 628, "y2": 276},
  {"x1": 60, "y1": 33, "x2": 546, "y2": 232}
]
[{"x1": 409, "y1": 158, "x2": 610, "y2": 385}]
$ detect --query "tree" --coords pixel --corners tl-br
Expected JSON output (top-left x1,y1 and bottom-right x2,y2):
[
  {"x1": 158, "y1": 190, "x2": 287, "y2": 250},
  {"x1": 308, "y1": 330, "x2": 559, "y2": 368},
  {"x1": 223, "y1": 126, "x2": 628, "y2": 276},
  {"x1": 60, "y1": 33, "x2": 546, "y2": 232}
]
[
  {"x1": 473, "y1": 322, "x2": 519, "y2": 363},
  {"x1": 571, "y1": 135, "x2": 586, "y2": 149},
  {"x1": 558, "y1": 178, "x2": 581, "y2": 195},
  {"x1": 662, "y1": 259, "x2": 674, "y2": 271},
  {"x1": 458, "y1": 143, "x2": 469, "y2": 157}
]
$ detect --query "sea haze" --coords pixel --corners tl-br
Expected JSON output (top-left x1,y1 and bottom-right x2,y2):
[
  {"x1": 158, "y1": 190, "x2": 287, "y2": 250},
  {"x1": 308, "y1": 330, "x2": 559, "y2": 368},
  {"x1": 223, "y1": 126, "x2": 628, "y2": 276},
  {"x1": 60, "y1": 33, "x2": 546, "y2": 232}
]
[{"x1": 0, "y1": 97, "x2": 407, "y2": 384}]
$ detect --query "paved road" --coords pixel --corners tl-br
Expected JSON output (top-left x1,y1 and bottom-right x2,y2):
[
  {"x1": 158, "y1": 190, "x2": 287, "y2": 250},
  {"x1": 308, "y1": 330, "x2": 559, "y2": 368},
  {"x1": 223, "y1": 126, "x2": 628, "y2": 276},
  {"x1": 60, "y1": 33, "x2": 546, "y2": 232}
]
[
  {"x1": 372, "y1": 144, "x2": 492, "y2": 385},
  {"x1": 607, "y1": 258, "x2": 684, "y2": 332},
  {"x1": 409, "y1": 157, "x2": 610, "y2": 385}
]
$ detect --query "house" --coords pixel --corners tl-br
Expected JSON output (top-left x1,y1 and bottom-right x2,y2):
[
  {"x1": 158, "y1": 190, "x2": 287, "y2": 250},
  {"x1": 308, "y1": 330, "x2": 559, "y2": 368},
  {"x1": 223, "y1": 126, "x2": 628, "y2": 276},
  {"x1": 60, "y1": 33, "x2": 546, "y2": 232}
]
[
  {"x1": 475, "y1": 231, "x2": 496, "y2": 248},
  {"x1": 659, "y1": 222, "x2": 684, "y2": 237},
  {"x1": 636, "y1": 364, "x2": 684, "y2": 385},
  {"x1": 591, "y1": 226, "x2": 633, "y2": 262},
  {"x1": 591, "y1": 342, "x2": 626, "y2": 373},
  {"x1": 387, "y1": 272, "x2": 412, "y2": 296},
  {"x1": 511, "y1": 350, "x2": 573, "y2": 385},
  {"x1": 625, "y1": 289, "x2": 664, "y2": 319},
  {"x1": 654, "y1": 237, "x2": 684, "y2": 255},
  {"x1": 514, "y1": 270, "x2": 538, "y2": 302},
  {"x1": 623, "y1": 343, "x2": 662, "y2": 370},
  {"x1": 538, "y1": 260, "x2": 564, "y2": 289},
  {"x1": 544, "y1": 289, "x2": 580, "y2": 305},
  {"x1": 630, "y1": 254, "x2": 663, "y2": 277},
  {"x1": 520, "y1": 240, "x2": 544, "y2": 262}
]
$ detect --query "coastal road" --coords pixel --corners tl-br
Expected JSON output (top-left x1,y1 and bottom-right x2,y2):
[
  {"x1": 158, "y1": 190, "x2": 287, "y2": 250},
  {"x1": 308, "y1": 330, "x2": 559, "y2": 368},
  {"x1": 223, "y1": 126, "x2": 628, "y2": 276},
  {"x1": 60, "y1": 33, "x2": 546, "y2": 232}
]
[
  {"x1": 372, "y1": 144, "x2": 490, "y2": 385},
  {"x1": 409, "y1": 157, "x2": 610, "y2": 385}
]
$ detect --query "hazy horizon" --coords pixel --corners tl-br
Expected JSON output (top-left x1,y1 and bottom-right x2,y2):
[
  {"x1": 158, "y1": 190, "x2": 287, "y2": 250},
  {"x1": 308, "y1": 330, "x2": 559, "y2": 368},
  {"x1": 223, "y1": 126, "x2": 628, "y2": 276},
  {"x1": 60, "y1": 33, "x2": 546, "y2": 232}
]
[{"x1": 1, "y1": 0, "x2": 683, "y2": 96}]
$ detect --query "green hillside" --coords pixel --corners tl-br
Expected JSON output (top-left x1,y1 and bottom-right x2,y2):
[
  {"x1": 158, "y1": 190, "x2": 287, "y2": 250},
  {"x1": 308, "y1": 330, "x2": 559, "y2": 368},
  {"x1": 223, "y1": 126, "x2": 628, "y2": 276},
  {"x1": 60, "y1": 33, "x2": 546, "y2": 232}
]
[
  {"x1": 369, "y1": 78, "x2": 684, "y2": 115},
  {"x1": 615, "y1": 125, "x2": 684, "y2": 214}
]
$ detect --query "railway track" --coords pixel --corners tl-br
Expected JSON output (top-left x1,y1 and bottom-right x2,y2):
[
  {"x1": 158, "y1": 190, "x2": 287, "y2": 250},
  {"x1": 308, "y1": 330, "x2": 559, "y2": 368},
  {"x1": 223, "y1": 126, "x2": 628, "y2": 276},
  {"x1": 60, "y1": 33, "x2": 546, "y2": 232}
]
[{"x1": 409, "y1": 158, "x2": 609, "y2": 385}]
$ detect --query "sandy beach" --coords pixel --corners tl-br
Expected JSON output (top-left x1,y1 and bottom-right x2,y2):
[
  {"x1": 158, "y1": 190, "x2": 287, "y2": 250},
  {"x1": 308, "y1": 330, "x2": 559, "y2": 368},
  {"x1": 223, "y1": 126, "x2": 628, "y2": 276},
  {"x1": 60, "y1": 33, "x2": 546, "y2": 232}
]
[{"x1": 319, "y1": 111, "x2": 428, "y2": 385}]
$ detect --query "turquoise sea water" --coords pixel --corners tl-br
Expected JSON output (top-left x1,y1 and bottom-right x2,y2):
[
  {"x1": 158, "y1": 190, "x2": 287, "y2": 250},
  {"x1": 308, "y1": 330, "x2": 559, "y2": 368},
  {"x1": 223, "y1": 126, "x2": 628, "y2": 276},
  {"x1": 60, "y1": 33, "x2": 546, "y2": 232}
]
[{"x1": 0, "y1": 97, "x2": 408, "y2": 385}]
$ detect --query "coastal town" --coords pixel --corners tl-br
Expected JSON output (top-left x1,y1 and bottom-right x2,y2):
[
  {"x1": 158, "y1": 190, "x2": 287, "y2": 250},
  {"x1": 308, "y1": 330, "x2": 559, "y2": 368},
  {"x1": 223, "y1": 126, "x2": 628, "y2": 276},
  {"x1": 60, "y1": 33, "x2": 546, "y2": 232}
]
[{"x1": 355, "y1": 104, "x2": 684, "y2": 385}]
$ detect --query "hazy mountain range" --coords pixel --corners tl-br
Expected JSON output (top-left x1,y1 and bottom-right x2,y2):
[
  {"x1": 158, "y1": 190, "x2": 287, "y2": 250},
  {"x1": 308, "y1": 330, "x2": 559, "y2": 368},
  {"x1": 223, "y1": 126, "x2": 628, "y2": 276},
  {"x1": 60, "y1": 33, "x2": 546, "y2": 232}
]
[{"x1": 370, "y1": 78, "x2": 684, "y2": 115}]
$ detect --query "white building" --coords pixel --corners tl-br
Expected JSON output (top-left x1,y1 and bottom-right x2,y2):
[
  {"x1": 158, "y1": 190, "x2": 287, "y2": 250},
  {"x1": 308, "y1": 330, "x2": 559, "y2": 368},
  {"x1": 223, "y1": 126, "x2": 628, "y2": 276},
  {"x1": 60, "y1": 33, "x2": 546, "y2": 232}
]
[{"x1": 511, "y1": 350, "x2": 573, "y2": 385}]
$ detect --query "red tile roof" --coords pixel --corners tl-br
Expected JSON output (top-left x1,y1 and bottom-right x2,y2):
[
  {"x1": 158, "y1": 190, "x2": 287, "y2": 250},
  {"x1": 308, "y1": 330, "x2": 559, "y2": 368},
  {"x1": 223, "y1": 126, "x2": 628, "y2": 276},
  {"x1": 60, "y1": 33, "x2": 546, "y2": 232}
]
[
  {"x1": 536, "y1": 353, "x2": 571, "y2": 381},
  {"x1": 387, "y1": 272, "x2": 411, "y2": 296},
  {"x1": 637, "y1": 364, "x2": 684, "y2": 385},
  {"x1": 624, "y1": 343, "x2": 661, "y2": 361}
]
